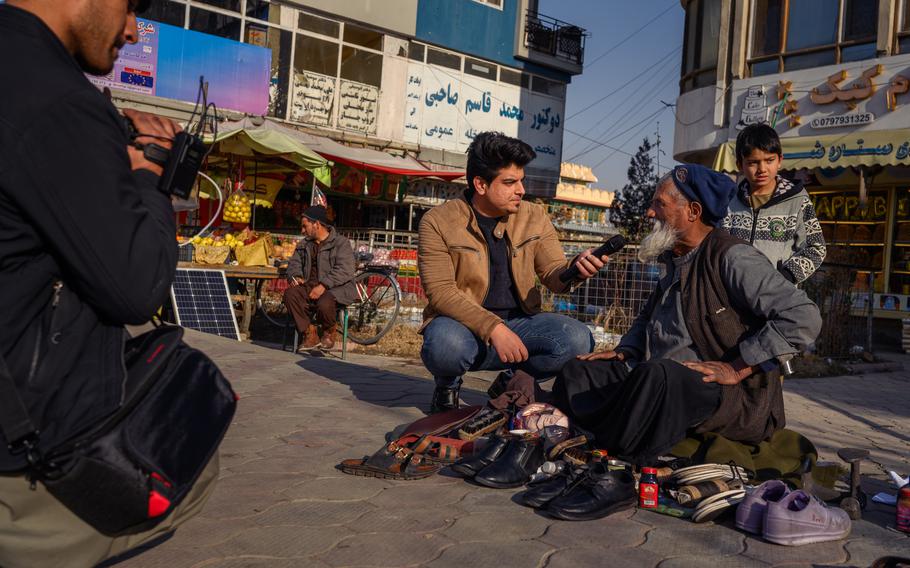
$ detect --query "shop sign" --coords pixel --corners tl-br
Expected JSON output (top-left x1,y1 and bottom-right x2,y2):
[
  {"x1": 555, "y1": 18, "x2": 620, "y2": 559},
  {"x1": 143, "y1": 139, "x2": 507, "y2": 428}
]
[
  {"x1": 89, "y1": 19, "x2": 159, "y2": 96},
  {"x1": 290, "y1": 71, "x2": 335, "y2": 126},
  {"x1": 811, "y1": 192, "x2": 887, "y2": 222},
  {"x1": 810, "y1": 112, "x2": 874, "y2": 129},
  {"x1": 338, "y1": 79, "x2": 379, "y2": 135}
]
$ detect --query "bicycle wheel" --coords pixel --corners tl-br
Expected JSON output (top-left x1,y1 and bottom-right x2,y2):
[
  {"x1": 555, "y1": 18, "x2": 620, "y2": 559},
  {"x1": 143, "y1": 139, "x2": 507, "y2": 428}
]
[
  {"x1": 346, "y1": 269, "x2": 401, "y2": 345},
  {"x1": 257, "y1": 283, "x2": 292, "y2": 328}
]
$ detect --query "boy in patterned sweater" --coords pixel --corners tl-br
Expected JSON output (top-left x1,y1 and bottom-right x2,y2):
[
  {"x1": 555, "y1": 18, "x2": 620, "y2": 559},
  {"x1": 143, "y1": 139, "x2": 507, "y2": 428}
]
[{"x1": 722, "y1": 123, "x2": 826, "y2": 284}]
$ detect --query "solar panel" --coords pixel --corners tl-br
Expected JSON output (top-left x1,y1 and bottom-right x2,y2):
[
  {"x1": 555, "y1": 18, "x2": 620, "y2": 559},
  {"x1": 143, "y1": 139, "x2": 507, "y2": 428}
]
[{"x1": 170, "y1": 268, "x2": 241, "y2": 341}]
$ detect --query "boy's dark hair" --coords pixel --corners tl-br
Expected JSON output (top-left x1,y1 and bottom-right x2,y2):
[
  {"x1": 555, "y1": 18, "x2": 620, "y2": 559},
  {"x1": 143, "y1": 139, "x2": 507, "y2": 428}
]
[
  {"x1": 465, "y1": 132, "x2": 536, "y2": 199},
  {"x1": 735, "y1": 123, "x2": 782, "y2": 163}
]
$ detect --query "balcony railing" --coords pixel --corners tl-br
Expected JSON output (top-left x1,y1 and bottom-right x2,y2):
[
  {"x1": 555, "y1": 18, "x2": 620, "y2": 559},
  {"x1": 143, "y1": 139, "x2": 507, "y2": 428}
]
[{"x1": 524, "y1": 11, "x2": 587, "y2": 65}]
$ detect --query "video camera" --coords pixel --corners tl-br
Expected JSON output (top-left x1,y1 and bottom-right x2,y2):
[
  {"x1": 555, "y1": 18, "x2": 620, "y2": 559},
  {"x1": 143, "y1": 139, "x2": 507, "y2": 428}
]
[{"x1": 123, "y1": 77, "x2": 215, "y2": 200}]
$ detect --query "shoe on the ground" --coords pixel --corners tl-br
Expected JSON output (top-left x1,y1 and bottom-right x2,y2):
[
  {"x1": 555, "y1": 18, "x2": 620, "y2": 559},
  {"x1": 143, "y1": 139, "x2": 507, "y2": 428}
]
[
  {"x1": 320, "y1": 328, "x2": 337, "y2": 350},
  {"x1": 543, "y1": 464, "x2": 637, "y2": 521},
  {"x1": 762, "y1": 489, "x2": 852, "y2": 546},
  {"x1": 736, "y1": 479, "x2": 790, "y2": 534},
  {"x1": 516, "y1": 465, "x2": 586, "y2": 509},
  {"x1": 450, "y1": 434, "x2": 510, "y2": 478},
  {"x1": 298, "y1": 325, "x2": 320, "y2": 351},
  {"x1": 486, "y1": 371, "x2": 512, "y2": 399},
  {"x1": 429, "y1": 386, "x2": 460, "y2": 414},
  {"x1": 473, "y1": 433, "x2": 544, "y2": 489}
]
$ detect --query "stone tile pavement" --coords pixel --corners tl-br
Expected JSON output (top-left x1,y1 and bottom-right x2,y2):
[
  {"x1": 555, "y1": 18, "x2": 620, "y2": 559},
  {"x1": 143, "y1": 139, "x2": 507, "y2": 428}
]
[{"x1": 111, "y1": 331, "x2": 910, "y2": 567}]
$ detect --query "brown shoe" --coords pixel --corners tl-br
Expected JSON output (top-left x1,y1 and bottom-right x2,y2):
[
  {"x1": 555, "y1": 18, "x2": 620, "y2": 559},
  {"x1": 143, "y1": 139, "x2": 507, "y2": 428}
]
[
  {"x1": 298, "y1": 325, "x2": 320, "y2": 351},
  {"x1": 320, "y1": 328, "x2": 337, "y2": 350}
]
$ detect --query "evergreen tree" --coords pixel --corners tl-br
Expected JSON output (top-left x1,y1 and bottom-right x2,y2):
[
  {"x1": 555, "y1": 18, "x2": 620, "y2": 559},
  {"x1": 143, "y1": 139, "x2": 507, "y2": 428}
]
[{"x1": 609, "y1": 138, "x2": 657, "y2": 241}]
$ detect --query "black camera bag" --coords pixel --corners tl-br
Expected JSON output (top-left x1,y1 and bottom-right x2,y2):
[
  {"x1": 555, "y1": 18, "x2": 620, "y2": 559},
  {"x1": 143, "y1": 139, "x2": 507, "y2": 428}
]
[{"x1": 0, "y1": 324, "x2": 236, "y2": 536}]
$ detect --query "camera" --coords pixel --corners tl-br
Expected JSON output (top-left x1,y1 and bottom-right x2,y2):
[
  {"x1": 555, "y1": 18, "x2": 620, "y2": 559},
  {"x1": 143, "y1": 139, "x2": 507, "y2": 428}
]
[{"x1": 124, "y1": 116, "x2": 207, "y2": 200}]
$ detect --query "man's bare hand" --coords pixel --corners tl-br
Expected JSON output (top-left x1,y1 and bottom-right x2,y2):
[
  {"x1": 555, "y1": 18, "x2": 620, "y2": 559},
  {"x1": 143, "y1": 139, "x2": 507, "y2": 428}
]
[
  {"x1": 577, "y1": 350, "x2": 625, "y2": 362},
  {"x1": 489, "y1": 323, "x2": 528, "y2": 364},
  {"x1": 288, "y1": 276, "x2": 304, "y2": 287},
  {"x1": 123, "y1": 109, "x2": 181, "y2": 176},
  {"x1": 308, "y1": 283, "x2": 326, "y2": 300},
  {"x1": 682, "y1": 360, "x2": 752, "y2": 385},
  {"x1": 573, "y1": 247, "x2": 610, "y2": 280}
]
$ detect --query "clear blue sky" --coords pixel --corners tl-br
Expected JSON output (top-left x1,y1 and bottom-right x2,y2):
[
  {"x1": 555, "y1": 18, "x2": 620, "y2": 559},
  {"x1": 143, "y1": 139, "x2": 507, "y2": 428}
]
[{"x1": 540, "y1": 0, "x2": 685, "y2": 191}]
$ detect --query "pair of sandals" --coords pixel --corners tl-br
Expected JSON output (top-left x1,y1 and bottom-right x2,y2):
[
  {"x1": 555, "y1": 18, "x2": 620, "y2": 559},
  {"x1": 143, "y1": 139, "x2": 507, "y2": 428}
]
[{"x1": 339, "y1": 433, "x2": 475, "y2": 480}]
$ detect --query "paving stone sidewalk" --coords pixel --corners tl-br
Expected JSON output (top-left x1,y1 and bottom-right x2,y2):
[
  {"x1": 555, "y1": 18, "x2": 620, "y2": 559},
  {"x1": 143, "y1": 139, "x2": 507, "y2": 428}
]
[{"x1": 113, "y1": 331, "x2": 910, "y2": 568}]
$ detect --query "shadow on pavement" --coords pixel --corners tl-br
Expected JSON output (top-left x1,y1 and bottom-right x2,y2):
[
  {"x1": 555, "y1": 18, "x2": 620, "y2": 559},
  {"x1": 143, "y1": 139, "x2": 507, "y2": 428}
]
[{"x1": 293, "y1": 354, "x2": 487, "y2": 412}]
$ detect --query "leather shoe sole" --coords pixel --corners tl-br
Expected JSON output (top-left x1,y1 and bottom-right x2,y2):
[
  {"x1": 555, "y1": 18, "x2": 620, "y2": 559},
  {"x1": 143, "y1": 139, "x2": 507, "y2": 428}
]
[{"x1": 543, "y1": 495, "x2": 637, "y2": 521}]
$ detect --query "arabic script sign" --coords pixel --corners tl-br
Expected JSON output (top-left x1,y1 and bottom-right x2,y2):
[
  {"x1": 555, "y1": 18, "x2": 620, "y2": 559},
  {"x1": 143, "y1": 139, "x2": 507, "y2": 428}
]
[
  {"x1": 338, "y1": 80, "x2": 378, "y2": 135},
  {"x1": 290, "y1": 71, "x2": 335, "y2": 126},
  {"x1": 810, "y1": 112, "x2": 874, "y2": 129}
]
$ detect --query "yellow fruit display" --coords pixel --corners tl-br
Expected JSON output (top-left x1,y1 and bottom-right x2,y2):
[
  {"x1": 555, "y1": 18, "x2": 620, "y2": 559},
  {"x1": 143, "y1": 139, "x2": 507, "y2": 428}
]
[{"x1": 223, "y1": 191, "x2": 252, "y2": 223}]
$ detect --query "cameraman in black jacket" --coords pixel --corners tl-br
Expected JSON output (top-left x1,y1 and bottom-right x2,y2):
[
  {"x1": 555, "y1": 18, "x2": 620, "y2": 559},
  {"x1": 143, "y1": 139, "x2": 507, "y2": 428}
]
[{"x1": 0, "y1": 1, "x2": 219, "y2": 566}]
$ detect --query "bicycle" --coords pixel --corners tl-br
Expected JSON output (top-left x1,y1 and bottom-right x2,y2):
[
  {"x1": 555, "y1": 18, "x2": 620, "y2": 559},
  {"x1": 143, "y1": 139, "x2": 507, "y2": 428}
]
[{"x1": 256, "y1": 250, "x2": 402, "y2": 346}]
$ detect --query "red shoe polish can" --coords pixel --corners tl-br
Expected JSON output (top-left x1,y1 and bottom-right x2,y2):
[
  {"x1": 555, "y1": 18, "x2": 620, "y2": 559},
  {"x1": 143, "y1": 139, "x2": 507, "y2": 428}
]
[
  {"x1": 639, "y1": 467, "x2": 659, "y2": 509},
  {"x1": 897, "y1": 483, "x2": 910, "y2": 533}
]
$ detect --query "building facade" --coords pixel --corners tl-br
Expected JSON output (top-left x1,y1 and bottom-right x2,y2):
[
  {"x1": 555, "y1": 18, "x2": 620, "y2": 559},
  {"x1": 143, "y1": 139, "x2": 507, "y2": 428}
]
[
  {"x1": 548, "y1": 163, "x2": 616, "y2": 239},
  {"x1": 674, "y1": 0, "x2": 910, "y2": 319}
]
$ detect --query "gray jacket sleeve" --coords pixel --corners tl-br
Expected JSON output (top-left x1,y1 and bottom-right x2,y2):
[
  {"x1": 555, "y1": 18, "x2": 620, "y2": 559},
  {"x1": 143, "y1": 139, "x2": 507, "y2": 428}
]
[
  {"x1": 615, "y1": 288, "x2": 658, "y2": 361},
  {"x1": 321, "y1": 239, "x2": 356, "y2": 288},
  {"x1": 723, "y1": 244, "x2": 822, "y2": 366},
  {"x1": 286, "y1": 242, "x2": 305, "y2": 280}
]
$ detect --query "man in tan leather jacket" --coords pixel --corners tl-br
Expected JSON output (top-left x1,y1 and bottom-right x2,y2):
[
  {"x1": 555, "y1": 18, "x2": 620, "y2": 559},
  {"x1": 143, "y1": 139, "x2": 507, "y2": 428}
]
[{"x1": 418, "y1": 132, "x2": 608, "y2": 413}]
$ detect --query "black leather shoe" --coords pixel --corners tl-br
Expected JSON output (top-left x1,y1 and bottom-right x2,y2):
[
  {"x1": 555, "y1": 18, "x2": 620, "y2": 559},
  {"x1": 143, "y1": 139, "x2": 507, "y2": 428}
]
[
  {"x1": 429, "y1": 386, "x2": 460, "y2": 414},
  {"x1": 544, "y1": 464, "x2": 637, "y2": 521},
  {"x1": 473, "y1": 434, "x2": 544, "y2": 489},
  {"x1": 486, "y1": 371, "x2": 512, "y2": 399},
  {"x1": 450, "y1": 434, "x2": 510, "y2": 478},
  {"x1": 515, "y1": 465, "x2": 585, "y2": 509}
]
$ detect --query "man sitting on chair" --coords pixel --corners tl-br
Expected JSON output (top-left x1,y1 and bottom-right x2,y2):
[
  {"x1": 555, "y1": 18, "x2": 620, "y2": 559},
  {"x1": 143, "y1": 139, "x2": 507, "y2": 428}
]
[{"x1": 284, "y1": 205, "x2": 356, "y2": 351}]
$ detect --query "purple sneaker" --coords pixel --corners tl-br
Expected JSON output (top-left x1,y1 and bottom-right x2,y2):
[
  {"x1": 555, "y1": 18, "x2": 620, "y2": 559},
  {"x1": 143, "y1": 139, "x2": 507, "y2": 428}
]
[
  {"x1": 736, "y1": 480, "x2": 790, "y2": 534},
  {"x1": 763, "y1": 490, "x2": 852, "y2": 546}
]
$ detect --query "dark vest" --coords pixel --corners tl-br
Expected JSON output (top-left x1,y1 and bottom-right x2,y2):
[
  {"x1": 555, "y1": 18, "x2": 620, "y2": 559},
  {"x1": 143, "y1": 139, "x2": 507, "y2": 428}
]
[{"x1": 682, "y1": 229, "x2": 785, "y2": 444}]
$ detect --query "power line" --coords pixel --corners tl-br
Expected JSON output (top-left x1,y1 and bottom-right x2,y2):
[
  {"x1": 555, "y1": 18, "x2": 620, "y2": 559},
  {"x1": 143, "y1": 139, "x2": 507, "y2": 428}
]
[
  {"x1": 567, "y1": 44, "x2": 681, "y2": 121},
  {"x1": 567, "y1": 105, "x2": 667, "y2": 162},
  {"x1": 582, "y1": 0, "x2": 678, "y2": 69},
  {"x1": 591, "y1": 109, "x2": 669, "y2": 171}
]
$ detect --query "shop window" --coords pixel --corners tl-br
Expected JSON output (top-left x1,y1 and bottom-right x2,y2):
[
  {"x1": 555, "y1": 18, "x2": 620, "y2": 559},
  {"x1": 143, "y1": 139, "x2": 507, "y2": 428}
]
[
  {"x1": 245, "y1": 26, "x2": 292, "y2": 119},
  {"x1": 298, "y1": 12, "x2": 340, "y2": 38},
  {"x1": 245, "y1": 0, "x2": 276, "y2": 23},
  {"x1": 531, "y1": 75, "x2": 567, "y2": 98},
  {"x1": 426, "y1": 48, "x2": 462, "y2": 71},
  {"x1": 193, "y1": 0, "x2": 240, "y2": 13},
  {"x1": 143, "y1": 0, "x2": 186, "y2": 27},
  {"x1": 464, "y1": 58, "x2": 497, "y2": 81},
  {"x1": 680, "y1": 0, "x2": 720, "y2": 93},
  {"x1": 749, "y1": 0, "x2": 878, "y2": 77},
  {"x1": 189, "y1": 7, "x2": 240, "y2": 40},
  {"x1": 408, "y1": 42, "x2": 425, "y2": 62},
  {"x1": 343, "y1": 23, "x2": 383, "y2": 51},
  {"x1": 500, "y1": 67, "x2": 530, "y2": 89},
  {"x1": 294, "y1": 34, "x2": 339, "y2": 77},
  {"x1": 340, "y1": 45, "x2": 382, "y2": 88}
]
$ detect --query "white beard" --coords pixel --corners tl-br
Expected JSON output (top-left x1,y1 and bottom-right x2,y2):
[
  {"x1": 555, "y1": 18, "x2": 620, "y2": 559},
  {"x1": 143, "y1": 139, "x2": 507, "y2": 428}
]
[{"x1": 638, "y1": 221, "x2": 679, "y2": 263}]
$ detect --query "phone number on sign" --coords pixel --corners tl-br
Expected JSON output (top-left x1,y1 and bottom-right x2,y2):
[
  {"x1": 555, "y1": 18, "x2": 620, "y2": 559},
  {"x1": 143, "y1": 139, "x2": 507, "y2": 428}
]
[{"x1": 810, "y1": 113, "x2": 874, "y2": 129}]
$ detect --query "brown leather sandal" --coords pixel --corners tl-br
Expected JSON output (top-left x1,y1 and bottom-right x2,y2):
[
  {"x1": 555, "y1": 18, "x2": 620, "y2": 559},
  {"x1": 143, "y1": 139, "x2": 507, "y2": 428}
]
[{"x1": 339, "y1": 439, "x2": 442, "y2": 480}]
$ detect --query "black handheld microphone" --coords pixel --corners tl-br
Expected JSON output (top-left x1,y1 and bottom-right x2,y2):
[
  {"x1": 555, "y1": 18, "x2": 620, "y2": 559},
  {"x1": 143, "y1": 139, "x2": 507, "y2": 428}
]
[{"x1": 559, "y1": 234, "x2": 626, "y2": 282}]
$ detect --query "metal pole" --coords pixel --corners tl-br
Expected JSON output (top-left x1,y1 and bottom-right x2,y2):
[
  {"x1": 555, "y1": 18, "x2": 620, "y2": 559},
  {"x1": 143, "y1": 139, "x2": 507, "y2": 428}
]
[
  {"x1": 867, "y1": 271, "x2": 874, "y2": 354},
  {"x1": 251, "y1": 161, "x2": 257, "y2": 230}
]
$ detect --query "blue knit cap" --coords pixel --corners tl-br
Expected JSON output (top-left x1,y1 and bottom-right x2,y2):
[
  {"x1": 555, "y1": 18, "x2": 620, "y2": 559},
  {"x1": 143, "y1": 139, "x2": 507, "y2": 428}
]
[{"x1": 670, "y1": 164, "x2": 737, "y2": 226}]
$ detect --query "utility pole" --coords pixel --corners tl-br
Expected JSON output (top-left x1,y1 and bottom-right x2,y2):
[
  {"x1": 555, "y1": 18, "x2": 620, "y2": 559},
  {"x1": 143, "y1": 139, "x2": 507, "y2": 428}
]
[{"x1": 654, "y1": 121, "x2": 661, "y2": 174}]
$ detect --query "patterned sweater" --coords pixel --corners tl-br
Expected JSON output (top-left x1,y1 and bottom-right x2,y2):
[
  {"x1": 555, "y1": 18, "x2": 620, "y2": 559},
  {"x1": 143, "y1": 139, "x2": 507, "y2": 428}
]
[{"x1": 721, "y1": 176, "x2": 826, "y2": 284}]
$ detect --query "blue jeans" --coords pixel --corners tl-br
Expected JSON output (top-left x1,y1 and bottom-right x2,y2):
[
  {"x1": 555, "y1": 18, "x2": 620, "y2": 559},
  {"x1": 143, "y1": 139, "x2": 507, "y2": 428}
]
[{"x1": 421, "y1": 313, "x2": 594, "y2": 389}]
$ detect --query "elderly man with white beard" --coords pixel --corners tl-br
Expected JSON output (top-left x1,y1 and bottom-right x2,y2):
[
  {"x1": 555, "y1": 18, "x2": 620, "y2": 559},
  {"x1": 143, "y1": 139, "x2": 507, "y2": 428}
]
[{"x1": 552, "y1": 164, "x2": 822, "y2": 464}]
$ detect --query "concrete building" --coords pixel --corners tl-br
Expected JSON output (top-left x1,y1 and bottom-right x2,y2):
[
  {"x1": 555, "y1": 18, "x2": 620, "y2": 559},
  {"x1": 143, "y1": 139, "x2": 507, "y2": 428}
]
[
  {"x1": 548, "y1": 162, "x2": 616, "y2": 238},
  {"x1": 673, "y1": 0, "x2": 910, "y2": 320}
]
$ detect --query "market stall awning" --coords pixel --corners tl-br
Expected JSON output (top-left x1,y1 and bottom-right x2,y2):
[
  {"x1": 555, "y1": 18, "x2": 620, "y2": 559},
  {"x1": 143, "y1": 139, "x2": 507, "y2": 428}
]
[
  {"x1": 209, "y1": 125, "x2": 332, "y2": 186},
  {"x1": 713, "y1": 129, "x2": 910, "y2": 173},
  {"x1": 220, "y1": 117, "x2": 464, "y2": 181}
]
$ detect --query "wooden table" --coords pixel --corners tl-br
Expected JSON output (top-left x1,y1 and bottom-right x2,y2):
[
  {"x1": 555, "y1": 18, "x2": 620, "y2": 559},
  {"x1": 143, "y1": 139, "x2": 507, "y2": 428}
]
[{"x1": 177, "y1": 262, "x2": 282, "y2": 337}]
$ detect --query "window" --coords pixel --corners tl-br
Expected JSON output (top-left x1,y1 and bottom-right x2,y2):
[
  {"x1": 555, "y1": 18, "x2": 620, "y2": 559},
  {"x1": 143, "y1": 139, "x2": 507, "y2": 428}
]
[
  {"x1": 189, "y1": 7, "x2": 240, "y2": 40},
  {"x1": 298, "y1": 12, "x2": 339, "y2": 38},
  {"x1": 408, "y1": 42, "x2": 425, "y2": 62},
  {"x1": 343, "y1": 23, "x2": 383, "y2": 51},
  {"x1": 426, "y1": 48, "x2": 461, "y2": 70},
  {"x1": 473, "y1": 0, "x2": 503, "y2": 8},
  {"x1": 499, "y1": 67, "x2": 530, "y2": 88},
  {"x1": 340, "y1": 46, "x2": 382, "y2": 88},
  {"x1": 245, "y1": 26, "x2": 292, "y2": 118},
  {"x1": 531, "y1": 76, "x2": 566, "y2": 98},
  {"x1": 294, "y1": 35, "x2": 339, "y2": 76},
  {"x1": 245, "y1": 0, "x2": 277, "y2": 23},
  {"x1": 680, "y1": 0, "x2": 720, "y2": 93},
  {"x1": 193, "y1": 0, "x2": 240, "y2": 12},
  {"x1": 749, "y1": 0, "x2": 878, "y2": 77},
  {"x1": 143, "y1": 0, "x2": 186, "y2": 27},
  {"x1": 898, "y1": 0, "x2": 910, "y2": 53},
  {"x1": 464, "y1": 58, "x2": 497, "y2": 81}
]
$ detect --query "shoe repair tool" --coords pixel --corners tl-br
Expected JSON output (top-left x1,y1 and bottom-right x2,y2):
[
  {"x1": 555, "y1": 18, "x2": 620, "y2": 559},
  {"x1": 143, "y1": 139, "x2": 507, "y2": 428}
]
[{"x1": 836, "y1": 447, "x2": 869, "y2": 520}]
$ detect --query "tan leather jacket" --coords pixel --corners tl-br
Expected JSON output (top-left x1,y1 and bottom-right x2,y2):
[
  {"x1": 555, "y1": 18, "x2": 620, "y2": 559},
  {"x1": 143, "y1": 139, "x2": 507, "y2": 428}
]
[{"x1": 418, "y1": 197, "x2": 572, "y2": 341}]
